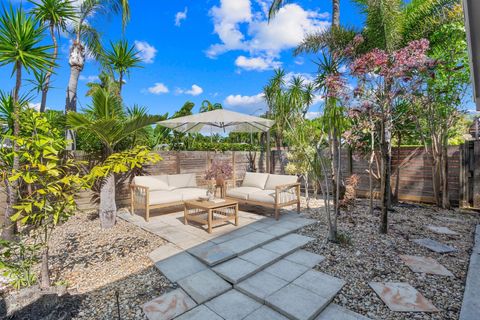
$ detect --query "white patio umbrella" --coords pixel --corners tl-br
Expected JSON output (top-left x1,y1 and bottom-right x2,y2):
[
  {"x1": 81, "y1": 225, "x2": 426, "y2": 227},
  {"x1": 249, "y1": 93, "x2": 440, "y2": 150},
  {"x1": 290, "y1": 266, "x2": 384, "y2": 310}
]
[
  {"x1": 157, "y1": 109, "x2": 274, "y2": 134},
  {"x1": 157, "y1": 109, "x2": 275, "y2": 172}
]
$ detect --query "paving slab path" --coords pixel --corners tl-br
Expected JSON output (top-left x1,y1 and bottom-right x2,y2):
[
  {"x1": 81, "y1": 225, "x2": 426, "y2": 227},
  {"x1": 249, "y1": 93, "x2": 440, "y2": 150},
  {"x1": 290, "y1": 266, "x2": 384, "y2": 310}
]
[
  {"x1": 412, "y1": 238, "x2": 457, "y2": 253},
  {"x1": 131, "y1": 210, "x2": 370, "y2": 320}
]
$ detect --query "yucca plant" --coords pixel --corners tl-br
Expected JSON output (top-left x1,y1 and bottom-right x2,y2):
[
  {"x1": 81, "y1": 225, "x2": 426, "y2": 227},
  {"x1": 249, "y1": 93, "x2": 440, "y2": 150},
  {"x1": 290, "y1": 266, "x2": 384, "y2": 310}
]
[{"x1": 0, "y1": 5, "x2": 53, "y2": 240}]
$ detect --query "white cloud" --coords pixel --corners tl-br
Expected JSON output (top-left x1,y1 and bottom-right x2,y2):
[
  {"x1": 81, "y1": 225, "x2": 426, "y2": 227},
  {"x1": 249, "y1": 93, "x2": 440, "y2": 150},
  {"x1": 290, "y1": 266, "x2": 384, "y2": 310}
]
[
  {"x1": 176, "y1": 84, "x2": 204, "y2": 96},
  {"x1": 235, "y1": 55, "x2": 281, "y2": 71},
  {"x1": 79, "y1": 75, "x2": 100, "y2": 82},
  {"x1": 147, "y1": 83, "x2": 169, "y2": 94},
  {"x1": 284, "y1": 71, "x2": 315, "y2": 85},
  {"x1": 207, "y1": 1, "x2": 329, "y2": 70},
  {"x1": 224, "y1": 93, "x2": 266, "y2": 114},
  {"x1": 28, "y1": 102, "x2": 41, "y2": 111},
  {"x1": 175, "y1": 7, "x2": 188, "y2": 26},
  {"x1": 134, "y1": 40, "x2": 157, "y2": 64}
]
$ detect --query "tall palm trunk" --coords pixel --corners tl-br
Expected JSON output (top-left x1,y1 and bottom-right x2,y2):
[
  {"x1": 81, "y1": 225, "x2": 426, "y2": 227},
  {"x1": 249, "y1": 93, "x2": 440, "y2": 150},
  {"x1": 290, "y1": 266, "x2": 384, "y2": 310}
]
[
  {"x1": 40, "y1": 24, "x2": 57, "y2": 113},
  {"x1": 119, "y1": 72, "x2": 124, "y2": 94},
  {"x1": 99, "y1": 173, "x2": 117, "y2": 229},
  {"x1": 2, "y1": 63, "x2": 22, "y2": 241},
  {"x1": 66, "y1": 39, "x2": 85, "y2": 113},
  {"x1": 332, "y1": 0, "x2": 340, "y2": 27}
]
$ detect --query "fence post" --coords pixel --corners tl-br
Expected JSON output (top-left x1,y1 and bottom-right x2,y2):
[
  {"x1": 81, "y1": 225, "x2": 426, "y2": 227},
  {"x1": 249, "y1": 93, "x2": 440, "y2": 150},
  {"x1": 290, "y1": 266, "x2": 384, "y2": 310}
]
[{"x1": 459, "y1": 143, "x2": 467, "y2": 208}]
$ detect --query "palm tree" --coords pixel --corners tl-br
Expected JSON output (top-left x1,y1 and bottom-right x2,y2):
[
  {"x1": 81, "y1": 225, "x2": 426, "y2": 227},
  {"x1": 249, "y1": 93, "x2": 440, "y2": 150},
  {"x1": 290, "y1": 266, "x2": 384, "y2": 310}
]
[
  {"x1": 67, "y1": 83, "x2": 160, "y2": 229},
  {"x1": 199, "y1": 100, "x2": 223, "y2": 113},
  {"x1": 102, "y1": 39, "x2": 142, "y2": 94},
  {"x1": 0, "y1": 5, "x2": 53, "y2": 240},
  {"x1": 29, "y1": 0, "x2": 76, "y2": 113},
  {"x1": 268, "y1": 0, "x2": 340, "y2": 27},
  {"x1": 65, "y1": 0, "x2": 130, "y2": 113}
]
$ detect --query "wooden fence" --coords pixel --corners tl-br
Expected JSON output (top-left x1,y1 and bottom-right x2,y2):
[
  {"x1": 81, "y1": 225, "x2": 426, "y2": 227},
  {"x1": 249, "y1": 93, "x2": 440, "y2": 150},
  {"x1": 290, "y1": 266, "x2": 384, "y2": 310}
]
[{"x1": 1, "y1": 142, "x2": 479, "y2": 213}]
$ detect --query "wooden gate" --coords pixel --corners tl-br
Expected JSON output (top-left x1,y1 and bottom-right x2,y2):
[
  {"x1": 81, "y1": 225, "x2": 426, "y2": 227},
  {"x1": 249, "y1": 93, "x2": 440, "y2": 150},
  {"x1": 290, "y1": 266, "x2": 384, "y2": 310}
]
[{"x1": 460, "y1": 140, "x2": 480, "y2": 209}]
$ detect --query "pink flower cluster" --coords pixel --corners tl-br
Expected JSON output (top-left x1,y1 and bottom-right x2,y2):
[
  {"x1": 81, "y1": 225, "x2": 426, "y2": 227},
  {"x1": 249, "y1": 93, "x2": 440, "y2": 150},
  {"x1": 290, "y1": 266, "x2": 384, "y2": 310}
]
[
  {"x1": 205, "y1": 160, "x2": 233, "y2": 180},
  {"x1": 325, "y1": 74, "x2": 348, "y2": 98}
]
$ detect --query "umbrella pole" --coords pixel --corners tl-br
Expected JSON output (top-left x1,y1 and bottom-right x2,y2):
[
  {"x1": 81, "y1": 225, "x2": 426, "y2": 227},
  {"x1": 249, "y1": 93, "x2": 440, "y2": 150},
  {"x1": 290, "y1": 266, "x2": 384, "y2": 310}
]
[{"x1": 266, "y1": 130, "x2": 271, "y2": 174}]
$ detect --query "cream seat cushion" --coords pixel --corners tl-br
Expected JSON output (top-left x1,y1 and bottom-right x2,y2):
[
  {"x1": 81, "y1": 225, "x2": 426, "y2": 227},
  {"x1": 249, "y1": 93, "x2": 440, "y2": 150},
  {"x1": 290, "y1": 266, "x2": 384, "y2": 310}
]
[
  {"x1": 226, "y1": 186, "x2": 262, "y2": 200},
  {"x1": 241, "y1": 172, "x2": 269, "y2": 189},
  {"x1": 248, "y1": 189, "x2": 297, "y2": 204},
  {"x1": 149, "y1": 190, "x2": 182, "y2": 205},
  {"x1": 174, "y1": 188, "x2": 208, "y2": 201},
  {"x1": 264, "y1": 174, "x2": 298, "y2": 190},
  {"x1": 168, "y1": 173, "x2": 197, "y2": 189},
  {"x1": 134, "y1": 175, "x2": 171, "y2": 191}
]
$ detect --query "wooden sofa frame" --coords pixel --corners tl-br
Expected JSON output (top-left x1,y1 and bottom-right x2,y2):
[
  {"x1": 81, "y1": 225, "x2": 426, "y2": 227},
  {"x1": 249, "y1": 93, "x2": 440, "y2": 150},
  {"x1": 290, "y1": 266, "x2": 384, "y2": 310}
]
[
  {"x1": 225, "y1": 182, "x2": 301, "y2": 220},
  {"x1": 130, "y1": 184, "x2": 185, "y2": 222}
]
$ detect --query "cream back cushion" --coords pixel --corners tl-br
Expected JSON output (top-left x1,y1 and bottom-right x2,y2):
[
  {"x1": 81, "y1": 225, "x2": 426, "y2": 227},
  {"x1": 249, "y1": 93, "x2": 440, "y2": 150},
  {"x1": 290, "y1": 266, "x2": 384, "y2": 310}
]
[
  {"x1": 241, "y1": 172, "x2": 269, "y2": 189},
  {"x1": 264, "y1": 174, "x2": 298, "y2": 190},
  {"x1": 168, "y1": 173, "x2": 197, "y2": 189},
  {"x1": 134, "y1": 175, "x2": 170, "y2": 191}
]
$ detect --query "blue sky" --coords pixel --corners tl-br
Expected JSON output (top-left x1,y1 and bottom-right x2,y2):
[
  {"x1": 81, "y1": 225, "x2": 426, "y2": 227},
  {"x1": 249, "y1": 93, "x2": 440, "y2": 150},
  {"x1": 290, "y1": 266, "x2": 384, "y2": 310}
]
[{"x1": 0, "y1": 0, "x2": 476, "y2": 116}]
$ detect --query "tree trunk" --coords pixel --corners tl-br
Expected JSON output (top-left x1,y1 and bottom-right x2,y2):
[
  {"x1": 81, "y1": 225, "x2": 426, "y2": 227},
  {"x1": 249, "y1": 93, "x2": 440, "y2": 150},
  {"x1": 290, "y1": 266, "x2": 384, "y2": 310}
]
[
  {"x1": 2, "y1": 63, "x2": 22, "y2": 241},
  {"x1": 332, "y1": 0, "x2": 340, "y2": 27},
  {"x1": 393, "y1": 133, "x2": 401, "y2": 204},
  {"x1": 99, "y1": 174, "x2": 117, "y2": 229},
  {"x1": 40, "y1": 24, "x2": 57, "y2": 113},
  {"x1": 66, "y1": 41, "x2": 85, "y2": 113},
  {"x1": 119, "y1": 72, "x2": 124, "y2": 94},
  {"x1": 40, "y1": 246, "x2": 50, "y2": 289},
  {"x1": 369, "y1": 151, "x2": 374, "y2": 215},
  {"x1": 379, "y1": 116, "x2": 390, "y2": 234}
]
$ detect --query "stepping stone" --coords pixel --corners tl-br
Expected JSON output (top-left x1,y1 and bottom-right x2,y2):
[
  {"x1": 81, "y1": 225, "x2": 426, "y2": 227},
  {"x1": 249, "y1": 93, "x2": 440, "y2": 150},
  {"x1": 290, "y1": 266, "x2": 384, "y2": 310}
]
[
  {"x1": 148, "y1": 243, "x2": 182, "y2": 263},
  {"x1": 212, "y1": 258, "x2": 259, "y2": 284},
  {"x1": 316, "y1": 304, "x2": 371, "y2": 320},
  {"x1": 369, "y1": 282, "x2": 439, "y2": 312},
  {"x1": 262, "y1": 225, "x2": 293, "y2": 237},
  {"x1": 412, "y1": 238, "x2": 457, "y2": 253},
  {"x1": 237, "y1": 231, "x2": 276, "y2": 247},
  {"x1": 186, "y1": 241, "x2": 216, "y2": 257},
  {"x1": 205, "y1": 289, "x2": 262, "y2": 320},
  {"x1": 219, "y1": 237, "x2": 258, "y2": 255},
  {"x1": 143, "y1": 288, "x2": 196, "y2": 320},
  {"x1": 266, "y1": 283, "x2": 330, "y2": 320},
  {"x1": 236, "y1": 271, "x2": 289, "y2": 302},
  {"x1": 175, "y1": 305, "x2": 223, "y2": 320},
  {"x1": 177, "y1": 269, "x2": 231, "y2": 304},
  {"x1": 189, "y1": 243, "x2": 237, "y2": 266},
  {"x1": 400, "y1": 255, "x2": 454, "y2": 276},
  {"x1": 243, "y1": 305, "x2": 289, "y2": 320},
  {"x1": 155, "y1": 252, "x2": 207, "y2": 283},
  {"x1": 210, "y1": 227, "x2": 257, "y2": 244},
  {"x1": 426, "y1": 225, "x2": 459, "y2": 235},
  {"x1": 264, "y1": 259, "x2": 310, "y2": 282},
  {"x1": 262, "y1": 234, "x2": 313, "y2": 256},
  {"x1": 293, "y1": 270, "x2": 345, "y2": 300},
  {"x1": 285, "y1": 250, "x2": 325, "y2": 268},
  {"x1": 239, "y1": 247, "x2": 281, "y2": 268}
]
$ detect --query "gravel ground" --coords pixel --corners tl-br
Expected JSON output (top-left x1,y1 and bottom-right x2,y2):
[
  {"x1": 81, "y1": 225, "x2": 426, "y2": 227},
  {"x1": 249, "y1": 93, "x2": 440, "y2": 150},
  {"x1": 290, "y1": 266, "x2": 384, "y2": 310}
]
[
  {"x1": 4, "y1": 211, "x2": 173, "y2": 319},
  {"x1": 299, "y1": 198, "x2": 480, "y2": 320}
]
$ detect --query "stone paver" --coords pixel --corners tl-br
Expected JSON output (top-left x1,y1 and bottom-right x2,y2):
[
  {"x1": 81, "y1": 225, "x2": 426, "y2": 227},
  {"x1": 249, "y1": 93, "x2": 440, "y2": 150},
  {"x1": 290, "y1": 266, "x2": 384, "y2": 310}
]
[
  {"x1": 143, "y1": 289, "x2": 196, "y2": 320},
  {"x1": 315, "y1": 304, "x2": 371, "y2": 320},
  {"x1": 426, "y1": 225, "x2": 459, "y2": 235},
  {"x1": 266, "y1": 283, "x2": 330, "y2": 320},
  {"x1": 239, "y1": 247, "x2": 281, "y2": 267},
  {"x1": 460, "y1": 225, "x2": 480, "y2": 320},
  {"x1": 209, "y1": 226, "x2": 257, "y2": 244},
  {"x1": 237, "y1": 231, "x2": 276, "y2": 247},
  {"x1": 219, "y1": 237, "x2": 258, "y2": 255},
  {"x1": 155, "y1": 252, "x2": 207, "y2": 282},
  {"x1": 177, "y1": 269, "x2": 231, "y2": 304},
  {"x1": 148, "y1": 243, "x2": 182, "y2": 263},
  {"x1": 235, "y1": 271, "x2": 289, "y2": 302},
  {"x1": 262, "y1": 234, "x2": 313, "y2": 255},
  {"x1": 212, "y1": 257, "x2": 259, "y2": 284},
  {"x1": 189, "y1": 243, "x2": 237, "y2": 266},
  {"x1": 205, "y1": 289, "x2": 263, "y2": 320},
  {"x1": 264, "y1": 259, "x2": 310, "y2": 282},
  {"x1": 399, "y1": 255, "x2": 454, "y2": 276},
  {"x1": 293, "y1": 270, "x2": 345, "y2": 300},
  {"x1": 285, "y1": 250, "x2": 325, "y2": 268},
  {"x1": 243, "y1": 305, "x2": 290, "y2": 320},
  {"x1": 262, "y1": 225, "x2": 294, "y2": 237},
  {"x1": 412, "y1": 238, "x2": 457, "y2": 253},
  {"x1": 369, "y1": 282, "x2": 438, "y2": 312},
  {"x1": 174, "y1": 305, "x2": 223, "y2": 320}
]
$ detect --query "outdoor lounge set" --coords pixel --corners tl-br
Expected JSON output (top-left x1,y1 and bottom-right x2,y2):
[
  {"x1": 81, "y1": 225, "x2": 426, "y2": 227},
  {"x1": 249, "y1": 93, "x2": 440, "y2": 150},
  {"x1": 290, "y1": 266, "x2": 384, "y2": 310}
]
[{"x1": 130, "y1": 172, "x2": 300, "y2": 232}]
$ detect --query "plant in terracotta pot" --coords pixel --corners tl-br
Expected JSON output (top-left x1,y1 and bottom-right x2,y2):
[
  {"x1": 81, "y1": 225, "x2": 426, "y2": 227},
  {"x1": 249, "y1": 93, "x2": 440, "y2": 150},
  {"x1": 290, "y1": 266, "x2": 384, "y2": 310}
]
[{"x1": 205, "y1": 160, "x2": 233, "y2": 186}]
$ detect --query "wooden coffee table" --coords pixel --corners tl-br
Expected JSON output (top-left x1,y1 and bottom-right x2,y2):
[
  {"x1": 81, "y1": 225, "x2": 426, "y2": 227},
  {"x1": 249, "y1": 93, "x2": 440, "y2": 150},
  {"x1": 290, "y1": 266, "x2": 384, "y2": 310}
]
[{"x1": 184, "y1": 199, "x2": 239, "y2": 233}]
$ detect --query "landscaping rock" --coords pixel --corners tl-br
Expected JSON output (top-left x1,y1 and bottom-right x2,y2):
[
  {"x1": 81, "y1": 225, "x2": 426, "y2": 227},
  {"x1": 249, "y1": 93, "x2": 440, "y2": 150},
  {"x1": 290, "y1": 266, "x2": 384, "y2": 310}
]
[
  {"x1": 412, "y1": 238, "x2": 457, "y2": 253},
  {"x1": 142, "y1": 288, "x2": 196, "y2": 320}
]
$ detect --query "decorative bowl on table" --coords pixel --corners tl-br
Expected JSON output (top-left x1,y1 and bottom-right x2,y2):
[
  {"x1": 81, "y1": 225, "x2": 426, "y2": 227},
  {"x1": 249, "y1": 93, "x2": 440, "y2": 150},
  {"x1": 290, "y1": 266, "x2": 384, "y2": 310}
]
[{"x1": 198, "y1": 196, "x2": 210, "y2": 201}]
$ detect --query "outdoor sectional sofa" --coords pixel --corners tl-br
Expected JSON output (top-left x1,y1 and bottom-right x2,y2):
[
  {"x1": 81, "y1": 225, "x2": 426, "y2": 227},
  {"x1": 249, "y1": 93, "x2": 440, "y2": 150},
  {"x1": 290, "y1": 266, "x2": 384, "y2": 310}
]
[
  {"x1": 225, "y1": 172, "x2": 300, "y2": 220},
  {"x1": 130, "y1": 173, "x2": 207, "y2": 221}
]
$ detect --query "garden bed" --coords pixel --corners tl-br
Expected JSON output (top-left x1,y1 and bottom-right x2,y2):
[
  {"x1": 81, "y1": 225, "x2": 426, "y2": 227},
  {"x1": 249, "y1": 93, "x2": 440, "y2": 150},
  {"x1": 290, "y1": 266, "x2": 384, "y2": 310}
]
[
  {"x1": 2, "y1": 211, "x2": 173, "y2": 319},
  {"x1": 300, "y1": 198, "x2": 480, "y2": 320}
]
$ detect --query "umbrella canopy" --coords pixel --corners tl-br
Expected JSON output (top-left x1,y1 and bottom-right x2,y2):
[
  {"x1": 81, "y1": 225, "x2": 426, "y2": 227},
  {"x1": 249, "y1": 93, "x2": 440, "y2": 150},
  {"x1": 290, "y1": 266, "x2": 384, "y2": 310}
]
[{"x1": 157, "y1": 109, "x2": 274, "y2": 134}]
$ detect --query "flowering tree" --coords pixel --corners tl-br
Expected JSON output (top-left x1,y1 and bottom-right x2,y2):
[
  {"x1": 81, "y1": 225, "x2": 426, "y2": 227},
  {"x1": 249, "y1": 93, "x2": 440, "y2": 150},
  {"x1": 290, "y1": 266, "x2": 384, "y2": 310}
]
[{"x1": 351, "y1": 38, "x2": 432, "y2": 233}]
